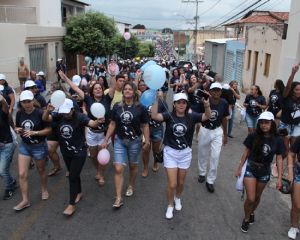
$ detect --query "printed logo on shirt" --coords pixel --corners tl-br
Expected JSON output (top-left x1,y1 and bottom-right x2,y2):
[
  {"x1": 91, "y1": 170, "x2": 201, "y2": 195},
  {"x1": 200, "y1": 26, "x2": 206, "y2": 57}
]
[
  {"x1": 120, "y1": 111, "x2": 133, "y2": 125},
  {"x1": 209, "y1": 110, "x2": 219, "y2": 121},
  {"x1": 262, "y1": 144, "x2": 271, "y2": 156},
  {"x1": 249, "y1": 100, "x2": 257, "y2": 107},
  {"x1": 22, "y1": 120, "x2": 34, "y2": 130},
  {"x1": 173, "y1": 123, "x2": 187, "y2": 137},
  {"x1": 270, "y1": 95, "x2": 278, "y2": 103},
  {"x1": 60, "y1": 125, "x2": 73, "y2": 139}
]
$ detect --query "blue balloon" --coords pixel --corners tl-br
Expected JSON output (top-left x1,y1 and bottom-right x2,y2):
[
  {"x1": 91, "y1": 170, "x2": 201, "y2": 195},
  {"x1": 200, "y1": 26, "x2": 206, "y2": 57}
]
[
  {"x1": 143, "y1": 65, "x2": 166, "y2": 90},
  {"x1": 140, "y1": 89, "x2": 157, "y2": 107},
  {"x1": 141, "y1": 60, "x2": 156, "y2": 72}
]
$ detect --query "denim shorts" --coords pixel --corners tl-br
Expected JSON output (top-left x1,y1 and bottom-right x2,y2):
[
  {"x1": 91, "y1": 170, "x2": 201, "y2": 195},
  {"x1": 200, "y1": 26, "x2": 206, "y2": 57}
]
[
  {"x1": 114, "y1": 136, "x2": 142, "y2": 165},
  {"x1": 294, "y1": 164, "x2": 300, "y2": 184},
  {"x1": 244, "y1": 161, "x2": 270, "y2": 183},
  {"x1": 19, "y1": 141, "x2": 48, "y2": 160},
  {"x1": 278, "y1": 122, "x2": 300, "y2": 137},
  {"x1": 245, "y1": 113, "x2": 259, "y2": 128},
  {"x1": 150, "y1": 127, "x2": 164, "y2": 142}
]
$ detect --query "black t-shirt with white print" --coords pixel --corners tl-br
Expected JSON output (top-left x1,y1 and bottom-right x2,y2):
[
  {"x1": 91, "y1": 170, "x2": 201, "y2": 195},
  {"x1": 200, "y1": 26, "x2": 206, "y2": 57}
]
[
  {"x1": 243, "y1": 133, "x2": 285, "y2": 164},
  {"x1": 148, "y1": 99, "x2": 168, "y2": 129},
  {"x1": 268, "y1": 89, "x2": 283, "y2": 117},
  {"x1": 0, "y1": 106, "x2": 13, "y2": 143},
  {"x1": 162, "y1": 112, "x2": 203, "y2": 150},
  {"x1": 53, "y1": 112, "x2": 90, "y2": 156},
  {"x1": 281, "y1": 96, "x2": 300, "y2": 125},
  {"x1": 201, "y1": 98, "x2": 229, "y2": 129},
  {"x1": 84, "y1": 94, "x2": 112, "y2": 133},
  {"x1": 244, "y1": 94, "x2": 266, "y2": 117},
  {"x1": 16, "y1": 108, "x2": 50, "y2": 144},
  {"x1": 111, "y1": 103, "x2": 149, "y2": 140}
]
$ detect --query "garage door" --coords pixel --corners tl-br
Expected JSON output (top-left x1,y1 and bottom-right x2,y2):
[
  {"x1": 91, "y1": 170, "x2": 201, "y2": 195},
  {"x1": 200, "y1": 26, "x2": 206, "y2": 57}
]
[
  {"x1": 29, "y1": 44, "x2": 47, "y2": 74},
  {"x1": 224, "y1": 50, "x2": 234, "y2": 83}
]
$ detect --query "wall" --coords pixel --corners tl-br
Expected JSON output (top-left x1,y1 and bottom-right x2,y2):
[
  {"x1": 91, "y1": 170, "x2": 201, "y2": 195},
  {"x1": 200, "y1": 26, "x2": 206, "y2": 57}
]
[
  {"x1": 278, "y1": 0, "x2": 300, "y2": 83},
  {"x1": 39, "y1": 0, "x2": 61, "y2": 27},
  {"x1": 0, "y1": 23, "x2": 65, "y2": 88},
  {"x1": 204, "y1": 41, "x2": 225, "y2": 77},
  {"x1": 242, "y1": 26, "x2": 283, "y2": 96}
]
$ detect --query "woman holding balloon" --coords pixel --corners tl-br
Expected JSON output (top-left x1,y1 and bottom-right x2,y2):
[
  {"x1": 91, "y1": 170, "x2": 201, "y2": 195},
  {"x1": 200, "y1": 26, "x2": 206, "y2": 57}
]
[
  {"x1": 59, "y1": 71, "x2": 115, "y2": 186},
  {"x1": 43, "y1": 98, "x2": 105, "y2": 216},
  {"x1": 101, "y1": 82, "x2": 150, "y2": 208},
  {"x1": 151, "y1": 92, "x2": 211, "y2": 219}
]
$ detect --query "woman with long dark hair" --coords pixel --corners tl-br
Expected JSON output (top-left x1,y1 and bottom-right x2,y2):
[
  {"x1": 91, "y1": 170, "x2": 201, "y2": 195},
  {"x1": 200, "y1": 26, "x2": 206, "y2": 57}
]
[
  {"x1": 235, "y1": 111, "x2": 285, "y2": 233},
  {"x1": 151, "y1": 92, "x2": 211, "y2": 219},
  {"x1": 267, "y1": 79, "x2": 285, "y2": 125},
  {"x1": 102, "y1": 82, "x2": 150, "y2": 208},
  {"x1": 228, "y1": 80, "x2": 240, "y2": 138},
  {"x1": 243, "y1": 85, "x2": 267, "y2": 134},
  {"x1": 59, "y1": 71, "x2": 115, "y2": 186}
]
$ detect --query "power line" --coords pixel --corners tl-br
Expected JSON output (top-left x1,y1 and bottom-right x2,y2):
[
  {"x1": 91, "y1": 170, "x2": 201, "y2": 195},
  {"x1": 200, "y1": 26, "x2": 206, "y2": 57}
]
[
  {"x1": 206, "y1": 0, "x2": 249, "y2": 27},
  {"x1": 211, "y1": 0, "x2": 264, "y2": 29},
  {"x1": 199, "y1": 0, "x2": 222, "y2": 16}
]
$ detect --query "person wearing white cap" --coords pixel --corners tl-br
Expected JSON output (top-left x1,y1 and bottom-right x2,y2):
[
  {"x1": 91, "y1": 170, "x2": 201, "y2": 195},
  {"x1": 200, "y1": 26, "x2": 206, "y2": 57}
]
[
  {"x1": 197, "y1": 82, "x2": 229, "y2": 193},
  {"x1": 43, "y1": 98, "x2": 105, "y2": 216},
  {"x1": 151, "y1": 92, "x2": 211, "y2": 219},
  {"x1": 36, "y1": 71, "x2": 46, "y2": 92},
  {"x1": 13, "y1": 90, "x2": 52, "y2": 211},
  {"x1": 0, "y1": 93, "x2": 17, "y2": 200},
  {"x1": 24, "y1": 80, "x2": 47, "y2": 109},
  {"x1": 235, "y1": 111, "x2": 285, "y2": 233},
  {"x1": 0, "y1": 73, "x2": 15, "y2": 115}
]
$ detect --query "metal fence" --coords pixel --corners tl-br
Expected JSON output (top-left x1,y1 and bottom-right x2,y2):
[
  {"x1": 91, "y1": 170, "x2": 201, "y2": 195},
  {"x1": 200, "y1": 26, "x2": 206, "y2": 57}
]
[{"x1": 0, "y1": 5, "x2": 36, "y2": 24}]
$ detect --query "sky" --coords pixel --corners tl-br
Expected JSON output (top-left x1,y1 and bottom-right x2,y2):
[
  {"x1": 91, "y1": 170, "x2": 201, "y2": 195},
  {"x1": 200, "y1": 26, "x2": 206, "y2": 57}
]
[{"x1": 86, "y1": 0, "x2": 291, "y2": 30}]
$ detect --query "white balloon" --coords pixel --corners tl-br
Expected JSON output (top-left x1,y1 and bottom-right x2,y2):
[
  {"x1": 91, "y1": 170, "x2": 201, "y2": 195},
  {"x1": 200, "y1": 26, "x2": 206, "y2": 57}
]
[
  {"x1": 90, "y1": 102, "x2": 105, "y2": 118},
  {"x1": 51, "y1": 90, "x2": 66, "y2": 108}
]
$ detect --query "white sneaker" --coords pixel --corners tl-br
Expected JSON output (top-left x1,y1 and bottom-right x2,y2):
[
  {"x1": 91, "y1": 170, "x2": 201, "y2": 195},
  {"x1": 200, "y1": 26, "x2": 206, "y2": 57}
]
[
  {"x1": 174, "y1": 197, "x2": 182, "y2": 211},
  {"x1": 288, "y1": 227, "x2": 299, "y2": 239},
  {"x1": 165, "y1": 206, "x2": 174, "y2": 219}
]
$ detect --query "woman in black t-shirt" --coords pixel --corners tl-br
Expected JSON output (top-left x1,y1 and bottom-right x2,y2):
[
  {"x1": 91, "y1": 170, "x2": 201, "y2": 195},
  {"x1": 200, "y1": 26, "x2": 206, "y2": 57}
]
[
  {"x1": 102, "y1": 82, "x2": 150, "y2": 208},
  {"x1": 60, "y1": 71, "x2": 115, "y2": 186},
  {"x1": 14, "y1": 90, "x2": 51, "y2": 211},
  {"x1": 267, "y1": 79, "x2": 284, "y2": 125},
  {"x1": 151, "y1": 92, "x2": 211, "y2": 220},
  {"x1": 235, "y1": 111, "x2": 285, "y2": 233}
]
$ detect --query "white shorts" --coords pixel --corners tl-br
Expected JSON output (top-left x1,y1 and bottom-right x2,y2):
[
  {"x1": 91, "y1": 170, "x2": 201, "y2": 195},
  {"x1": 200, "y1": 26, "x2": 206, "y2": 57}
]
[
  {"x1": 86, "y1": 128, "x2": 106, "y2": 147},
  {"x1": 163, "y1": 145, "x2": 192, "y2": 169}
]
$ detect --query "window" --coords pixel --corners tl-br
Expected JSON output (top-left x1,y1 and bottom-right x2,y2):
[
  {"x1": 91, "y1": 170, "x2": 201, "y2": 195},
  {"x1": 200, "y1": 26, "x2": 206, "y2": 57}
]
[
  {"x1": 247, "y1": 50, "x2": 251, "y2": 70},
  {"x1": 264, "y1": 53, "x2": 271, "y2": 77}
]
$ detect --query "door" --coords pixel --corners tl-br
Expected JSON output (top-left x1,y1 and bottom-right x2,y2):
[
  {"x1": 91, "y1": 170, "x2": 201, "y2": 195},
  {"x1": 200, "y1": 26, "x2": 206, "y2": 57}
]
[
  {"x1": 211, "y1": 44, "x2": 218, "y2": 72},
  {"x1": 224, "y1": 50, "x2": 234, "y2": 83},
  {"x1": 235, "y1": 49, "x2": 245, "y2": 86},
  {"x1": 29, "y1": 44, "x2": 47, "y2": 74},
  {"x1": 252, "y1": 51, "x2": 259, "y2": 85}
]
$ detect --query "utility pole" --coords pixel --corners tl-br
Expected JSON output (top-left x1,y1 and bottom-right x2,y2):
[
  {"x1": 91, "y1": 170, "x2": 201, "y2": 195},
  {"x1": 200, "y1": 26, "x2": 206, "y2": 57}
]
[{"x1": 182, "y1": 0, "x2": 204, "y2": 62}]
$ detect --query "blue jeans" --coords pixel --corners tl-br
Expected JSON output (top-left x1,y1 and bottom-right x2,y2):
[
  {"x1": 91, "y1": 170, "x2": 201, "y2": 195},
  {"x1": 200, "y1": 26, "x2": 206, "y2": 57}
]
[
  {"x1": 114, "y1": 136, "x2": 142, "y2": 165},
  {"x1": 0, "y1": 142, "x2": 16, "y2": 190},
  {"x1": 245, "y1": 113, "x2": 259, "y2": 129},
  {"x1": 19, "y1": 141, "x2": 48, "y2": 160},
  {"x1": 228, "y1": 106, "x2": 235, "y2": 136}
]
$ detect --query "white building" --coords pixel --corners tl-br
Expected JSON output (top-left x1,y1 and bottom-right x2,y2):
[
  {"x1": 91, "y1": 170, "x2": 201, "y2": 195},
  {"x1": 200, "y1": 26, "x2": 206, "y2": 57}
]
[
  {"x1": 115, "y1": 21, "x2": 131, "y2": 34},
  {"x1": 278, "y1": 0, "x2": 300, "y2": 83},
  {"x1": 0, "y1": 0, "x2": 89, "y2": 88}
]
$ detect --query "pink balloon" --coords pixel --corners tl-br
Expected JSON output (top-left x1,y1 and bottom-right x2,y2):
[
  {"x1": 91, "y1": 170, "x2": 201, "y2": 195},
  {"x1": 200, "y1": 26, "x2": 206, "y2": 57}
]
[
  {"x1": 81, "y1": 78, "x2": 88, "y2": 86},
  {"x1": 123, "y1": 32, "x2": 131, "y2": 41},
  {"x1": 97, "y1": 149, "x2": 110, "y2": 165}
]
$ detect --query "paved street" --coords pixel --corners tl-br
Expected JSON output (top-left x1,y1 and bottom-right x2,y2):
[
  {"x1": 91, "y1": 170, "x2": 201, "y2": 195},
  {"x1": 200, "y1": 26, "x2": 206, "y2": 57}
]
[{"x1": 0, "y1": 109, "x2": 292, "y2": 240}]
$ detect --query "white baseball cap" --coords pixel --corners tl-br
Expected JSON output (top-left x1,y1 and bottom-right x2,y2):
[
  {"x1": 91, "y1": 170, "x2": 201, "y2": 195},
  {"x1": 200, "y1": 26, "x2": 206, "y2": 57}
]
[
  {"x1": 72, "y1": 75, "x2": 81, "y2": 86},
  {"x1": 20, "y1": 90, "x2": 34, "y2": 101},
  {"x1": 0, "y1": 85, "x2": 4, "y2": 91},
  {"x1": 258, "y1": 111, "x2": 274, "y2": 121},
  {"x1": 0, "y1": 73, "x2": 6, "y2": 80},
  {"x1": 210, "y1": 82, "x2": 222, "y2": 90},
  {"x1": 57, "y1": 58, "x2": 62, "y2": 61},
  {"x1": 222, "y1": 83, "x2": 230, "y2": 90},
  {"x1": 37, "y1": 71, "x2": 45, "y2": 76},
  {"x1": 58, "y1": 98, "x2": 74, "y2": 114},
  {"x1": 24, "y1": 80, "x2": 36, "y2": 88},
  {"x1": 173, "y1": 93, "x2": 188, "y2": 102}
]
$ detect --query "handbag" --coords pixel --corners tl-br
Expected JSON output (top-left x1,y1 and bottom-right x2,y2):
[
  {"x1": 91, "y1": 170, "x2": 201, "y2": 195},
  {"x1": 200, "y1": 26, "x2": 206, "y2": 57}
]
[{"x1": 154, "y1": 144, "x2": 164, "y2": 163}]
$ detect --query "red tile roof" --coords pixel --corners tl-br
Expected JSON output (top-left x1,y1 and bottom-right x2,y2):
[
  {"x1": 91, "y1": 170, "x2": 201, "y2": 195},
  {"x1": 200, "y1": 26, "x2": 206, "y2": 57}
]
[{"x1": 224, "y1": 11, "x2": 289, "y2": 26}]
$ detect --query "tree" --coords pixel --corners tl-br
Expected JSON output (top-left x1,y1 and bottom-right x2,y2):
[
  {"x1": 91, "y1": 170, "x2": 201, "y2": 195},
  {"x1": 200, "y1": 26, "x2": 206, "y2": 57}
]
[
  {"x1": 63, "y1": 11, "x2": 117, "y2": 57},
  {"x1": 138, "y1": 42, "x2": 155, "y2": 57},
  {"x1": 114, "y1": 34, "x2": 139, "y2": 59}
]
